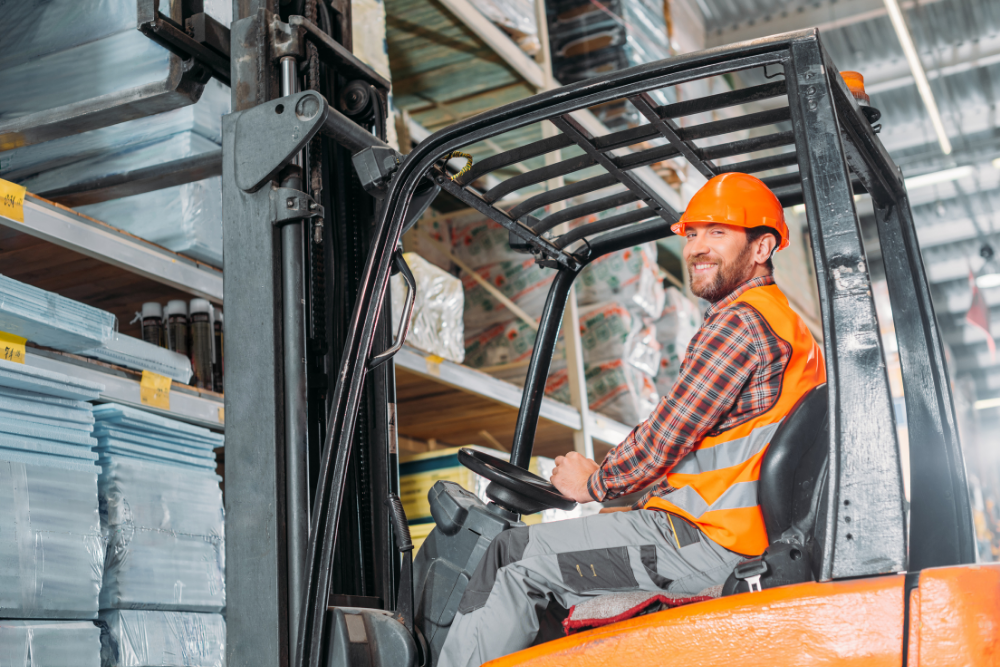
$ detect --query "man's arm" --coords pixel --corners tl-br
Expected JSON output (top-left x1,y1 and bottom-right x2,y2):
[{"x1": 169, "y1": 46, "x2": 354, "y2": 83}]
[{"x1": 585, "y1": 308, "x2": 759, "y2": 502}]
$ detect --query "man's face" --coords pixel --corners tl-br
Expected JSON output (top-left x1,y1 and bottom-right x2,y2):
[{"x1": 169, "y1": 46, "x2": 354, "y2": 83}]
[{"x1": 683, "y1": 223, "x2": 757, "y2": 302}]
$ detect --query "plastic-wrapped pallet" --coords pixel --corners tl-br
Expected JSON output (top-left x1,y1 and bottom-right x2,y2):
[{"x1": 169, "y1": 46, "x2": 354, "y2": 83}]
[
  {"x1": 390, "y1": 253, "x2": 465, "y2": 364},
  {"x1": 653, "y1": 287, "x2": 701, "y2": 399},
  {"x1": 0, "y1": 620, "x2": 102, "y2": 667},
  {"x1": 0, "y1": 359, "x2": 105, "y2": 619},
  {"x1": 98, "y1": 610, "x2": 225, "y2": 667},
  {"x1": 575, "y1": 243, "x2": 664, "y2": 319},
  {"x1": 462, "y1": 259, "x2": 554, "y2": 337},
  {"x1": 0, "y1": 274, "x2": 116, "y2": 352},
  {"x1": 78, "y1": 177, "x2": 223, "y2": 267},
  {"x1": 93, "y1": 404, "x2": 224, "y2": 613}
]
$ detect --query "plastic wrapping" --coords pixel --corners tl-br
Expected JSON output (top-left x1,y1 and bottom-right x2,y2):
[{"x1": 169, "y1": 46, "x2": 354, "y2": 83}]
[
  {"x1": 98, "y1": 610, "x2": 225, "y2": 667},
  {"x1": 78, "y1": 177, "x2": 223, "y2": 267},
  {"x1": 0, "y1": 460, "x2": 104, "y2": 619},
  {"x1": 653, "y1": 287, "x2": 701, "y2": 398},
  {"x1": 462, "y1": 259, "x2": 554, "y2": 337},
  {"x1": 82, "y1": 333, "x2": 194, "y2": 384},
  {"x1": 547, "y1": 359, "x2": 658, "y2": 426},
  {"x1": 93, "y1": 404, "x2": 224, "y2": 612},
  {"x1": 0, "y1": 620, "x2": 102, "y2": 667},
  {"x1": 390, "y1": 252, "x2": 465, "y2": 363},
  {"x1": 575, "y1": 243, "x2": 664, "y2": 319},
  {"x1": 0, "y1": 1, "x2": 229, "y2": 124},
  {"x1": 0, "y1": 274, "x2": 116, "y2": 352},
  {"x1": 578, "y1": 302, "x2": 661, "y2": 376}
]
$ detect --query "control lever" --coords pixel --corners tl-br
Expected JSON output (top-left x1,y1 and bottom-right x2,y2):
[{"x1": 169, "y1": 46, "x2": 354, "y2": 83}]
[{"x1": 385, "y1": 494, "x2": 415, "y2": 636}]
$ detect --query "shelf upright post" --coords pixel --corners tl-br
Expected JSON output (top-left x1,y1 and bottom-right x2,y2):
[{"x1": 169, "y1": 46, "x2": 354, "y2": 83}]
[{"x1": 535, "y1": 0, "x2": 594, "y2": 459}]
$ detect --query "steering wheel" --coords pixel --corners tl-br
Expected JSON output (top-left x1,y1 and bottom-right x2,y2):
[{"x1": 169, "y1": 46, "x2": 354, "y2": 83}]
[{"x1": 457, "y1": 448, "x2": 577, "y2": 515}]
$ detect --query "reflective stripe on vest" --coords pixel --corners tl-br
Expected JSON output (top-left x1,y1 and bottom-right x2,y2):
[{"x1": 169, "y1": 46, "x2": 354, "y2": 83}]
[
  {"x1": 643, "y1": 283, "x2": 826, "y2": 556},
  {"x1": 670, "y1": 420, "x2": 782, "y2": 476}
]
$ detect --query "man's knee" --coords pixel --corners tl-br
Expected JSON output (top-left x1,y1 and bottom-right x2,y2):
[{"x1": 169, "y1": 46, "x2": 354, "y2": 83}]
[{"x1": 457, "y1": 527, "x2": 530, "y2": 614}]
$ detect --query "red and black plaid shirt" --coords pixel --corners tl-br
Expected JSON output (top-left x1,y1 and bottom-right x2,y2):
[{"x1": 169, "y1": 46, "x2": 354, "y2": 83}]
[{"x1": 588, "y1": 275, "x2": 793, "y2": 506}]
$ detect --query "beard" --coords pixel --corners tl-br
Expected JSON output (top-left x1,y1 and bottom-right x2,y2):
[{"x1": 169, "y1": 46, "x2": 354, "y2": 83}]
[{"x1": 688, "y1": 241, "x2": 756, "y2": 302}]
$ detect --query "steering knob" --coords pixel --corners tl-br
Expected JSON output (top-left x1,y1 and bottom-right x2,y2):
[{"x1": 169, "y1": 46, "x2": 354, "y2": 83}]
[{"x1": 457, "y1": 448, "x2": 577, "y2": 515}]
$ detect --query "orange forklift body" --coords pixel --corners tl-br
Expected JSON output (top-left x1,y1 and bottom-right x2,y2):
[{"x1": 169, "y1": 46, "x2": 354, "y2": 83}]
[{"x1": 486, "y1": 564, "x2": 1000, "y2": 667}]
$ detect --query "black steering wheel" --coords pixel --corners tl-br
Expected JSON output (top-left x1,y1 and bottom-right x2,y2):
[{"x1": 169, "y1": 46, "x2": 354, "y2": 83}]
[{"x1": 457, "y1": 448, "x2": 577, "y2": 515}]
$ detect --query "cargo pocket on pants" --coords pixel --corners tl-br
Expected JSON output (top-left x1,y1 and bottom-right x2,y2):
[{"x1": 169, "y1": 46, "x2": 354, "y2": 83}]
[{"x1": 557, "y1": 547, "x2": 638, "y2": 593}]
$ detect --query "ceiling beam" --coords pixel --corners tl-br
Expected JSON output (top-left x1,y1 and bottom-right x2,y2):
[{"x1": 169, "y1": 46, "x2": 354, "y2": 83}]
[{"x1": 706, "y1": 0, "x2": 945, "y2": 48}]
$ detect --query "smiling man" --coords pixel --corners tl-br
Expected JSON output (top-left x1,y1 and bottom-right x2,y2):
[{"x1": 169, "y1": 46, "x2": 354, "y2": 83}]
[{"x1": 436, "y1": 173, "x2": 826, "y2": 667}]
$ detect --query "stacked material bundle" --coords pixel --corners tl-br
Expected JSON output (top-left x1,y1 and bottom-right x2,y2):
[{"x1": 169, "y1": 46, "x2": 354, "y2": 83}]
[
  {"x1": 98, "y1": 610, "x2": 226, "y2": 667},
  {"x1": 546, "y1": 0, "x2": 669, "y2": 127},
  {"x1": 0, "y1": 620, "x2": 102, "y2": 667},
  {"x1": 0, "y1": 274, "x2": 193, "y2": 382},
  {"x1": 391, "y1": 253, "x2": 465, "y2": 363},
  {"x1": 91, "y1": 404, "x2": 225, "y2": 613},
  {"x1": 0, "y1": 0, "x2": 231, "y2": 268},
  {"x1": 575, "y1": 241, "x2": 664, "y2": 319},
  {"x1": 0, "y1": 274, "x2": 115, "y2": 353},
  {"x1": 0, "y1": 359, "x2": 105, "y2": 621},
  {"x1": 82, "y1": 333, "x2": 194, "y2": 384},
  {"x1": 78, "y1": 177, "x2": 224, "y2": 268}
]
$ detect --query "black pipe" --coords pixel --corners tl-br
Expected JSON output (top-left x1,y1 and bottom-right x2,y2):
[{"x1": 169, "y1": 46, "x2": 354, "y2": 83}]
[
  {"x1": 321, "y1": 104, "x2": 387, "y2": 154},
  {"x1": 509, "y1": 269, "x2": 578, "y2": 469}
]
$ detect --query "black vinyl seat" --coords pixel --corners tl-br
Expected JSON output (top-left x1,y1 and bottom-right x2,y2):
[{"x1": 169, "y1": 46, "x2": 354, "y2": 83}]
[{"x1": 723, "y1": 383, "x2": 829, "y2": 594}]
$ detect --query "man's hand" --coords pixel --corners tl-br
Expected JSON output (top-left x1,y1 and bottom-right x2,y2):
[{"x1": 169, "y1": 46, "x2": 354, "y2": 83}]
[{"x1": 551, "y1": 451, "x2": 600, "y2": 503}]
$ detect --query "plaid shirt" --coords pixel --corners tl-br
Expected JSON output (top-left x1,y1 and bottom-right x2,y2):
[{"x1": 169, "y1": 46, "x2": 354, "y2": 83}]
[{"x1": 588, "y1": 275, "x2": 793, "y2": 506}]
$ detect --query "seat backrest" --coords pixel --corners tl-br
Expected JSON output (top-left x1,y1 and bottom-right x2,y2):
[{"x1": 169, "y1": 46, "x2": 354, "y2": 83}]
[{"x1": 758, "y1": 384, "x2": 829, "y2": 544}]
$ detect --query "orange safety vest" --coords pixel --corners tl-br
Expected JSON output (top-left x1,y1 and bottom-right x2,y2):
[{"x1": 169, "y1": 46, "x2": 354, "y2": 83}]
[{"x1": 644, "y1": 283, "x2": 826, "y2": 556}]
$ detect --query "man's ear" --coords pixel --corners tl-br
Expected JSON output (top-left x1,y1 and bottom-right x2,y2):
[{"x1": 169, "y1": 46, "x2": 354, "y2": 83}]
[{"x1": 754, "y1": 232, "x2": 777, "y2": 264}]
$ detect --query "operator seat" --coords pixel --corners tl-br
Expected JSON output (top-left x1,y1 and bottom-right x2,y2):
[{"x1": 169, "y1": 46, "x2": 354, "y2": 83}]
[{"x1": 722, "y1": 383, "x2": 830, "y2": 594}]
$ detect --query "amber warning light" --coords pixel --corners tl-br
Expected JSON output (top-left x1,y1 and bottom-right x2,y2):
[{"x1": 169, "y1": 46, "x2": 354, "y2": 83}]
[{"x1": 840, "y1": 71, "x2": 881, "y2": 126}]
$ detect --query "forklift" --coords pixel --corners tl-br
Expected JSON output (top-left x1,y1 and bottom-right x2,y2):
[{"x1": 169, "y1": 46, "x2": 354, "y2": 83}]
[{"x1": 214, "y1": 6, "x2": 995, "y2": 665}]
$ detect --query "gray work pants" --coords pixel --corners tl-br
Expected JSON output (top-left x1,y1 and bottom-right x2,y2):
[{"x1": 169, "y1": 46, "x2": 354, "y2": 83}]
[{"x1": 436, "y1": 509, "x2": 744, "y2": 667}]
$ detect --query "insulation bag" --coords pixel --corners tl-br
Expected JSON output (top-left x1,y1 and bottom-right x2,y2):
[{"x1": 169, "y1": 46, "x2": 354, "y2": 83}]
[
  {"x1": 575, "y1": 243, "x2": 664, "y2": 319},
  {"x1": 462, "y1": 259, "x2": 554, "y2": 337},
  {"x1": 391, "y1": 252, "x2": 465, "y2": 364},
  {"x1": 546, "y1": 358, "x2": 658, "y2": 426},
  {"x1": 449, "y1": 215, "x2": 527, "y2": 270},
  {"x1": 653, "y1": 287, "x2": 701, "y2": 398}
]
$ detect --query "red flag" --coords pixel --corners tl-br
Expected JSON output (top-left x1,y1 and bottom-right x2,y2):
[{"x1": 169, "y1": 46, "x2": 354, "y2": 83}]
[{"x1": 967, "y1": 272, "x2": 996, "y2": 363}]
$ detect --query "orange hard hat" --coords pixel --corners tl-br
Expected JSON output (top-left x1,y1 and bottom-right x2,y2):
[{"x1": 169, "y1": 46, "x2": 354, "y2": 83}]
[{"x1": 671, "y1": 172, "x2": 789, "y2": 251}]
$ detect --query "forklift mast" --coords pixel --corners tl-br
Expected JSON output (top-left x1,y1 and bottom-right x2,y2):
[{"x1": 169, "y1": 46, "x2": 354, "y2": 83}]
[
  {"x1": 220, "y1": 2, "x2": 401, "y2": 665},
  {"x1": 217, "y1": 6, "x2": 980, "y2": 664}
]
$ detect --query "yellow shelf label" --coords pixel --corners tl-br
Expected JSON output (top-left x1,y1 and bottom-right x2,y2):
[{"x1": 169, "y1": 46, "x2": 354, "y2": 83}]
[
  {"x1": 140, "y1": 370, "x2": 171, "y2": 410},
  {"x1": 425, "y1": 354, "x2": 444, "y2": 377},
  {"x1": 218, "y1": 406, "x2": 225, "y2": 423},
  {"x1": 0, "y1": 179, "x2": 26, "y2": 223},
  {"x1": 0, "y1": 331, "x2": 26, "y2": 364}
]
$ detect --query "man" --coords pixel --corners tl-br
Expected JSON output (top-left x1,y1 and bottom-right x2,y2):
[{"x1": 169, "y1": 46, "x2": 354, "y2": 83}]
[{"x1": 437, "y1": 173, "x2": 826, "y2": 667}]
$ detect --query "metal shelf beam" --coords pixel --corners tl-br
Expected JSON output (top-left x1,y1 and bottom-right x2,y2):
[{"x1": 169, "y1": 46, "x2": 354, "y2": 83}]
[
  {"x1": 2, "y1": 195, "x2": 223, "y2": 303},
  {"x1": 25, "y1": 349, "x2": 225, "y2": 431},
  {"x1": 393, "y1": 346, "x2": 630, "y2": 446}
]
